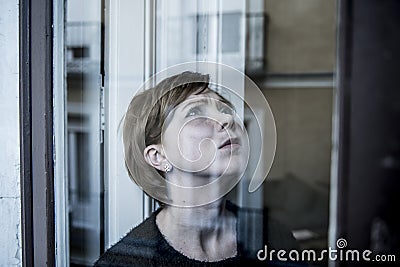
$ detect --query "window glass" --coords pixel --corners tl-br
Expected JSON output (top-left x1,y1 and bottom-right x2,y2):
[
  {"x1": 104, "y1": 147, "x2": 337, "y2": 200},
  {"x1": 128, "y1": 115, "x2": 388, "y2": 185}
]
[
  {"x1": 56, "y1": 1, "x2": 337, "y2": 266},
  {"x1": 257, "y1": 1, "x2": 336, "y2": 265},
  {"x1": 65, "y1": 0, "x2": 103, "y2": 265}
]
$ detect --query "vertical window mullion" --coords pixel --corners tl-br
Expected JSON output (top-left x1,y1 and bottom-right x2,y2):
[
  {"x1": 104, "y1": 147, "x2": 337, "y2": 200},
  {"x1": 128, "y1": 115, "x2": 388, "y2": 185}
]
[{"x1": 20, "y1": 0, "x2": 55, "y2": 266}]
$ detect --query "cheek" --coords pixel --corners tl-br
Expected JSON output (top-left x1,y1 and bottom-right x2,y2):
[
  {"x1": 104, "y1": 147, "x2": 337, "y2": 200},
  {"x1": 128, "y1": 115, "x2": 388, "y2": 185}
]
[
  {"x1": 184, "y1": 118, "x2": 216, "y2": 134},
  {"x1": 179, "y1": 125, "x2": 214, "y2": 152},
  {"x1": 163, "y1": 118, "x2": 218, "y2": 169},
  {"x1": 180, "y1": 119, "x2": 215, "y2": 145}
]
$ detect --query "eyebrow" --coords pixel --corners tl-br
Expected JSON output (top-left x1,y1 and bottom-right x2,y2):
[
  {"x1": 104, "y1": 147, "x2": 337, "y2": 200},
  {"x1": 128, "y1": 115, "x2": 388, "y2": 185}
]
[{"x1": 179, "y1": 98, "x2": 212, "y2": 112}]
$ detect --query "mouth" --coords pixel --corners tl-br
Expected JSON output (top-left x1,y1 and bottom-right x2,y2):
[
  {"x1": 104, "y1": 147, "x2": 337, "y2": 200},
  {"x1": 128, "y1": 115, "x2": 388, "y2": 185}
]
[{"x1": 218, "y1": 138, "x2": 241, "y2": 149}]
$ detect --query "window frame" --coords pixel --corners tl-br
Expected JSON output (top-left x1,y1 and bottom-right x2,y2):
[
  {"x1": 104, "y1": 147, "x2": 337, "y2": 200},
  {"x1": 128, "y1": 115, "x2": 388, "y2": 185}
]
[{"x1": 19, "y1": 0, "x2": 55, "y2": 266}]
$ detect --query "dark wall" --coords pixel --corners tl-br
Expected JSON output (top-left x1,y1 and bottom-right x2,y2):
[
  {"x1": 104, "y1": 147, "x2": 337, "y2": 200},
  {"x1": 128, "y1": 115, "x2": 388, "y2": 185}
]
[{"x1": 338, "y1": 0, "x2": 400, "y2": 264}]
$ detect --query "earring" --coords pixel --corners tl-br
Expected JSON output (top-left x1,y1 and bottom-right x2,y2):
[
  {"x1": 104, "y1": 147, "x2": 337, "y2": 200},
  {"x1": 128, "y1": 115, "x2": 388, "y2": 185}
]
[{"x1": 163, "y1": 163, "x2": 171, "y2": 173}]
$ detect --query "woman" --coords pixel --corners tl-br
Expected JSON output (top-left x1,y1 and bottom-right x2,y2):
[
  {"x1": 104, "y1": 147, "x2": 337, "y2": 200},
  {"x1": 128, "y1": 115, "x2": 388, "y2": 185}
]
[{"x1": 94, "y1": 71, "x2": 301, "y2": 266}]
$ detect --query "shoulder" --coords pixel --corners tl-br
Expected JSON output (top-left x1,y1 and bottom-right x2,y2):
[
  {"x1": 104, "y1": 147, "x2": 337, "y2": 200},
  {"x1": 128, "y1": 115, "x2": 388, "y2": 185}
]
[
  {"x1": 232, "y1": 202, "x2": 305, "y2": 266},
  {"x1": 229, "y1": 201, "x2": 300, "y2": 251},
  {"x1": 265, "y1": 216, "x2": 300, "y2": 251},
  {"x1": 93, "y1": 210, "x2": 164, "y2": 267}
]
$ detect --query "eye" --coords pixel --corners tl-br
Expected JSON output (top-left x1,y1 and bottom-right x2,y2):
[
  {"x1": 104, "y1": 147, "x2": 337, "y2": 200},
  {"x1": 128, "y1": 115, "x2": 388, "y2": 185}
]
[
  {"x1": 185, "y1": 106, "x2": 202, "y2": 117},
  {"x1": 219, "y1": 105, "x2": 234, "y2": 115}
]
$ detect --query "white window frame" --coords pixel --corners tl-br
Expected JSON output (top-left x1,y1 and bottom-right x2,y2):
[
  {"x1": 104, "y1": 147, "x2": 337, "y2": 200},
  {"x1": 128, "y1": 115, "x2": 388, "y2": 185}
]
[{"x1": 103, "y1": 0, "x2": 147, "y2": 247}]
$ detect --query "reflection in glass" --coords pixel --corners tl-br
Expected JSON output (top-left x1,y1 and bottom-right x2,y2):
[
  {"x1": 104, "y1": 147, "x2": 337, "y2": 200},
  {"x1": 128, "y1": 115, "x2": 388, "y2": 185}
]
[
  {"x1": 65, "y1": 0, "x2": 103, "y2": 265},
  {"x1": 58, "y1": 1, "x2": 336, "y2": 266}
]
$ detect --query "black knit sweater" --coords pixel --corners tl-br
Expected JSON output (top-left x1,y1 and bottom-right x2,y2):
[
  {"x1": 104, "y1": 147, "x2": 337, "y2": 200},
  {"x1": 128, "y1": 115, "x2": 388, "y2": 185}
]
[{"x1": 94, "y1": 202, "x2": 303, "y2": 267}]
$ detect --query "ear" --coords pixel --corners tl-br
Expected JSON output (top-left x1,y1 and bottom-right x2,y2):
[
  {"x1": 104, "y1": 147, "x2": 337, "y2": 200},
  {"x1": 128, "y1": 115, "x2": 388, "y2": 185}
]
[{"x1": 144, "y1": 144, "x2": 166, "y2": 172}]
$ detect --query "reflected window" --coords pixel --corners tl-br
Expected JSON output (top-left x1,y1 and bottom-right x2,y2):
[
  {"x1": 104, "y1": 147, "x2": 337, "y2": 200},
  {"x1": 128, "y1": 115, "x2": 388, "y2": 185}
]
[
  {"x1": 65, "y1": 0, "x2": 104, "y2": 265},
  {"x1": 221, "y1": 13, "x2": 241, "y2": 53}
]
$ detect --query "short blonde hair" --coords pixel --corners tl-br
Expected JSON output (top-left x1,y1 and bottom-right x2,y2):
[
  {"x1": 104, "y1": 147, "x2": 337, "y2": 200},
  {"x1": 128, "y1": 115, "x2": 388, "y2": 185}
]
[{"x1": 123, "y1": 71, "x2": 210, "y2": 202}]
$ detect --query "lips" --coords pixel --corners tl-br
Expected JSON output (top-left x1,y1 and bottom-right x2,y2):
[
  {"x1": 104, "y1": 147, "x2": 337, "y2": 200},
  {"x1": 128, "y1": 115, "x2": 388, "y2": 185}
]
[{"x1": 218, "y1": 138, "x2": 241, "y2": 149}]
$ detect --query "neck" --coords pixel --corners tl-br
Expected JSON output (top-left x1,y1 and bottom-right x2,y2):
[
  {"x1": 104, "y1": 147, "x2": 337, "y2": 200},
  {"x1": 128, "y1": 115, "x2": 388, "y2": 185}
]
[
  {"x1": 156, "y1": 198, "x2": 237, "y2": 261},
  {"x1": 162, "y1": 199, "x2": 226, "y2": 231},
  {"x1": 164, "y1": 172, "x2": 235, "y2": 206}
]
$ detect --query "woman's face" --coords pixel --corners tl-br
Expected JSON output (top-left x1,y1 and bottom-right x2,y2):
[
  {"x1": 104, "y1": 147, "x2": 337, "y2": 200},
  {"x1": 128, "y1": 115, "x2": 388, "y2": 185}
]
[{"x1": 161, "y1": 90, "x2": 249, "y2": 184}]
